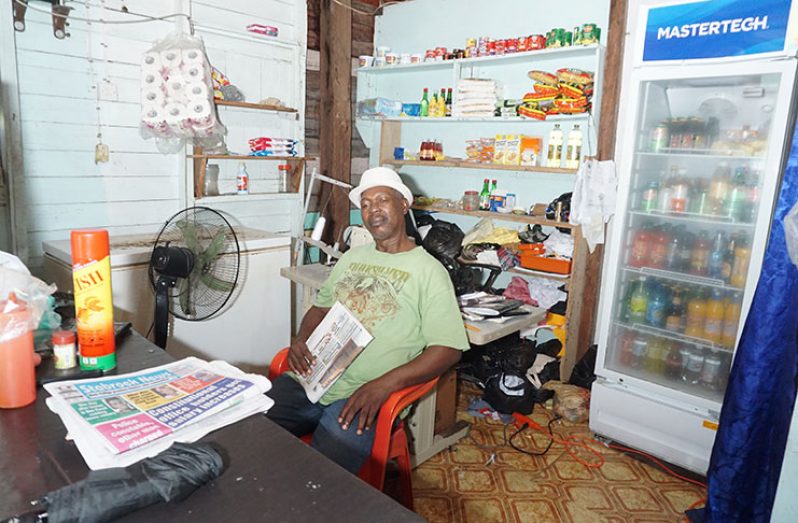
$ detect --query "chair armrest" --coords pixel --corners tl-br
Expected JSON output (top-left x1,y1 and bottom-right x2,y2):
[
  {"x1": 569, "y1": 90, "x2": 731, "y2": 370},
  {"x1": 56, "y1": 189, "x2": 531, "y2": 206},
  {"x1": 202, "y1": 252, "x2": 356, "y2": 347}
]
[{"x1": 268, "y1": 347, "x2": 291, "y2": 380}]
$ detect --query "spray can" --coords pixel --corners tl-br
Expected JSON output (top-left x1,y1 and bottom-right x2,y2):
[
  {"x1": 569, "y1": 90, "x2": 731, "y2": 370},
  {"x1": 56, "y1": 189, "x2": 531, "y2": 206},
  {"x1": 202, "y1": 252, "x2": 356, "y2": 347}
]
[{"x1": 71, "y1": 229, "x2": 116, "y2": 371}]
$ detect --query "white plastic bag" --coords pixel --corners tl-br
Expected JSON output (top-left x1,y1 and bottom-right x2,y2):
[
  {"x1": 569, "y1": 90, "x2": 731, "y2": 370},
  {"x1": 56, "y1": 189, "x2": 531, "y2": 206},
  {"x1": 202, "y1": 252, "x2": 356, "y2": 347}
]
[
  {"x1": 140, "y1": 31, "x2": 226, "y2": 154},
  {"x1": 0, "y1": 252, "x2": 57, "y2": 343}
]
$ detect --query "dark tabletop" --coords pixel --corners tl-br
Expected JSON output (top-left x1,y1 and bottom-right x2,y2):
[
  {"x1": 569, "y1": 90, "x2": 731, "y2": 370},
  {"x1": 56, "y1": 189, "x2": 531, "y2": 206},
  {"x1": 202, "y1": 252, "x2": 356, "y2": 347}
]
[{"x1": 0, "y1": 331, "x2": 423, "y2": 522}]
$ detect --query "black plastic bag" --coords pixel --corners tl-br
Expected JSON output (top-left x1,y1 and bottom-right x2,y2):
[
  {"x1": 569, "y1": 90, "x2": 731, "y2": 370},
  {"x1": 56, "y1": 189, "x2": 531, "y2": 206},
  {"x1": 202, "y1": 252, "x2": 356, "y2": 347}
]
[
  {"x1": 422, "y1": 220, "x2": 464, "y2": 260},
  {"x1": 569, "y1": 344, "x2": 598, "y2": 390},
  {"x1": 484, "y1": 372, "x2": 537, "y2": 415}
]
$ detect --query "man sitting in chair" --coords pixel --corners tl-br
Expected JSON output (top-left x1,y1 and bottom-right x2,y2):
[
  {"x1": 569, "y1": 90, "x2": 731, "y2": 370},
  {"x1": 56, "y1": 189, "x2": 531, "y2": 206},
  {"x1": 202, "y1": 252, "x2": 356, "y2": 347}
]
[{"x1": 266, "y1": 166, "x2": 469, "y2": 473}]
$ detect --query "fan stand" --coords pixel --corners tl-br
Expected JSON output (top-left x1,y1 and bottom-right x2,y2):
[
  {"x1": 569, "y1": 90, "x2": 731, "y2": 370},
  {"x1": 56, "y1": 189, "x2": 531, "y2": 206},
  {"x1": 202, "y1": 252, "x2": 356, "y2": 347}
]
[{"x1": 154, "y1": 275, "x2": 177, "y2": 349}]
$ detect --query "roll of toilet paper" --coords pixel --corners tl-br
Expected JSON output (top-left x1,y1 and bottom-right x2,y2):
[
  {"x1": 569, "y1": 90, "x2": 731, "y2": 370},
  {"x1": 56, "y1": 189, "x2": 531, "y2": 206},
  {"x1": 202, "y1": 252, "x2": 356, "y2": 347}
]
[
  {"x1": 141, "y1": 105, "x2": 170, "y2": 136},
  {"x1": 160, "y1": 49, "x2": 182, "y2": 70},
  {"x1": 181, "y1": 63, "x2": 207, "y2": 82},
  {"x1": 141, "y1": 51, "x2": 163, "y2": 71},
  {"x1": 185, "y1": 82, "x2": 210, "y2": 102},
  {"x1": 141, "y1": 86, "x2": 165, "y2": 106},
  {"x1": 165, "y1": 76, "x2": 189, "y2": 100},
  {"x1": 141, "y1": 71, "x2": 164, "y2": 88},
  {"x1": 164, "y1": 102, "x2": 189, "y2": 134},
  {"x1": 186, "y1": 99, "x2": 214, "y2": 128},
  {"x1": 182, "y1": 47, "x2": 204, "y2": 67}
]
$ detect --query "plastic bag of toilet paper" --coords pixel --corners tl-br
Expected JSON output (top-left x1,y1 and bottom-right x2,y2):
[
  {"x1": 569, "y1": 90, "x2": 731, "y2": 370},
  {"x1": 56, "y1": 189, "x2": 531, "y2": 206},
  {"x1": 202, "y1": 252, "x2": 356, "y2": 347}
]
[{"x1": 140, "y1": 31, "x2": 226, "y2": 154}]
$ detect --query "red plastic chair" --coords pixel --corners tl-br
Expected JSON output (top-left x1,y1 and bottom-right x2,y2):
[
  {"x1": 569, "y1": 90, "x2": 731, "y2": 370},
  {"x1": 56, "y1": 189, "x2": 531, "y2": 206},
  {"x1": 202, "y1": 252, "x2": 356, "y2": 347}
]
[{"x1": 268, "y1": 347, "x2": 438, "y2": 510}]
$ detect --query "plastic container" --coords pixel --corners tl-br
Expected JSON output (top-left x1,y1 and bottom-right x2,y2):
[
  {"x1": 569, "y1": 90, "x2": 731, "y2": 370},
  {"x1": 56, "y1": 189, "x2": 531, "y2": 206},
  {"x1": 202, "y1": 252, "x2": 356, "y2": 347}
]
[
  {"x1": 71, "y1": 229, "x2": 116, "y2": 371},
  {"x1": 52, "y1": 329, "x2": 77, "y2": 370},
  {"x1": 237, "y1": 162, "x2": 249, "y2": 195},
  {"x1": 0, "y1": 306, "x2": 37, "y2": 408},
  {"x1": 278, "y1": 163, "x2": 291, "y2": 193}
]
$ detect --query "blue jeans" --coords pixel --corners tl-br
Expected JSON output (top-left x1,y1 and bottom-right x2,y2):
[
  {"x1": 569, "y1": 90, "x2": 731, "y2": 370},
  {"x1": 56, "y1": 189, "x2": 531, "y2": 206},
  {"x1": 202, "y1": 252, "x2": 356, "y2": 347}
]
[{"x1": 265, "y1": 374, "x2": 376, "y2": 474}]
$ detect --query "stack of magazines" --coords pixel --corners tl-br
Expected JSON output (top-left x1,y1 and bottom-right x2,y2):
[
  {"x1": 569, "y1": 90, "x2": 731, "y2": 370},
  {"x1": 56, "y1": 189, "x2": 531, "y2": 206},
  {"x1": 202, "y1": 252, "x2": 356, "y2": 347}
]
[{"x1": 44, "y1": 357, "x2": 274, "y2": 470}]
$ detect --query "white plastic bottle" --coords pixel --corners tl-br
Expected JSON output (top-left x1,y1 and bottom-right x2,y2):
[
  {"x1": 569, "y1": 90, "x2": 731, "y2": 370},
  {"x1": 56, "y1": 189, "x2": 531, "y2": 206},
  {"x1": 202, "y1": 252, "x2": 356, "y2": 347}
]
[
  {"x1": 236, "y1": 162, "x2": 249, "y2": 195},
  {"x1": 565, "y1": 124, "x2": 583, "y2": 169},
  {"x1": 546, "y1": 124, "x2": 563, "y2": 168}
]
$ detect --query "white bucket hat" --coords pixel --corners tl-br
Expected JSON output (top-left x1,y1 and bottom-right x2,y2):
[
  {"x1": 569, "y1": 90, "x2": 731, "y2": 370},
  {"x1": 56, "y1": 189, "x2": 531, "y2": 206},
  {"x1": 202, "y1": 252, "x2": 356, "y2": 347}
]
[{"x1": 349, "y1": 166, "x2": 414, "y2": 208}]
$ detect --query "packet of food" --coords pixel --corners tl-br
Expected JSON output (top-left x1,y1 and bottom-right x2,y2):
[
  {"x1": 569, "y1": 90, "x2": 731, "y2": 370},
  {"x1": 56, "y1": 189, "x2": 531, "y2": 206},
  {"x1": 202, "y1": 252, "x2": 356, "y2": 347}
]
[
  {"x1": 504, "y1": 135, "x2": 521, "y2": 166},
  {"x1": 493, "y1": 134, "x2": 506, "y2": 164}
]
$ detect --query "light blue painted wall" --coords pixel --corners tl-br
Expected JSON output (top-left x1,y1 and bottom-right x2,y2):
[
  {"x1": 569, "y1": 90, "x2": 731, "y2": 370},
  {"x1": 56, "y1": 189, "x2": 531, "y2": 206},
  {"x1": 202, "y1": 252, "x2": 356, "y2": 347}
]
[{"x1": 357, "y1": 0, "x2": 611, "y2": 237}]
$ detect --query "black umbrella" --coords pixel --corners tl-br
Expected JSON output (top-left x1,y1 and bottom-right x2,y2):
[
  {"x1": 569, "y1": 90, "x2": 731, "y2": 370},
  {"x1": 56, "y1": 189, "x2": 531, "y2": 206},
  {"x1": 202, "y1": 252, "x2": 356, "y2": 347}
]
[{"x1": 5, "y1": 442, "x2": 224, "y2": 523}]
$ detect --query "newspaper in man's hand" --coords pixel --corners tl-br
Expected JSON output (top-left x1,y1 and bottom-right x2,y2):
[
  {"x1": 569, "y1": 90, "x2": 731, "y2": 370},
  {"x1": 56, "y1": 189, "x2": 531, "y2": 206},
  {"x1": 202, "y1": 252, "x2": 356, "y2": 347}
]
[{"x1": 300, "y1": 301, "x2": 373, "y2": 403}]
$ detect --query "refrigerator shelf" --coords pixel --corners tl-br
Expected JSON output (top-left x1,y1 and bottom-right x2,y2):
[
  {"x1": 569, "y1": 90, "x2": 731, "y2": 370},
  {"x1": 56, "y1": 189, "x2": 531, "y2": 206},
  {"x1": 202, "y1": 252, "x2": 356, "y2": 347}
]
[
  {"x1": 636, "y1": 151, "x2": 765, "y2": 162},
  {"x1": 628, "y1": 210, "x2": 756, "y2": 229},
  {"x1": 607, "y1": 362, "x2": 725, "y2": 404},
  {"x1": 614, "y1": 321, "x2": 733, "y2": 353},
  {"x1": 623, "y1": 266, "x2": 745, "y2": 291}
]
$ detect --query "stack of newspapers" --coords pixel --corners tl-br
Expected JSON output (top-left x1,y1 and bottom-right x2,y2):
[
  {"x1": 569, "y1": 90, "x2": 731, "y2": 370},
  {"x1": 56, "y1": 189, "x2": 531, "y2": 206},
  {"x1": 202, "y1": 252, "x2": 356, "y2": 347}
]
[{"x1": 44, "y1": 357, "x2": 274, "y2": 470}]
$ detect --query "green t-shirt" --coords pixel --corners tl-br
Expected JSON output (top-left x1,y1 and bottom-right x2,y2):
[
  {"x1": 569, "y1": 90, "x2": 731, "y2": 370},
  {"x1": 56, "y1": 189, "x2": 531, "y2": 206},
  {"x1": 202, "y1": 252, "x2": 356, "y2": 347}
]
[{"x1": 313, "y1": 243, "x2": 469, "y2": 405}]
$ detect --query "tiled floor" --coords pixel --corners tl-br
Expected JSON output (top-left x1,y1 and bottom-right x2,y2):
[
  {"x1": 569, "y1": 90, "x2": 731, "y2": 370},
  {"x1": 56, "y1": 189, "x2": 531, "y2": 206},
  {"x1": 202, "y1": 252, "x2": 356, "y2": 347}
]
[{"x1": 411, "y1": 382, "x2": 705, "y2": 523}]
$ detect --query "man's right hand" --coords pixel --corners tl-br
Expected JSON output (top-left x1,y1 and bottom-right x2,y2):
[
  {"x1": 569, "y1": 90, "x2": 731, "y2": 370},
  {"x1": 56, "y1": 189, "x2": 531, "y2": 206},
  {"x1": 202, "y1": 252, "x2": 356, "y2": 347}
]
[{"x1": 287, "y1": 338, "x2": 315, "y2": 377}]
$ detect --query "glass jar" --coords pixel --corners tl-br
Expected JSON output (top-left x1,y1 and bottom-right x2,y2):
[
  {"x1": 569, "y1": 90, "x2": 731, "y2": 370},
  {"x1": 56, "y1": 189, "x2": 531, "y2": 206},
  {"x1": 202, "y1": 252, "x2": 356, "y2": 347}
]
[
  {"x1": 463, "y1": 190, "x2": 479, "y2": 211},
  {"x1": 203, "y1": 164, "x2": 220, "y2": 196}
]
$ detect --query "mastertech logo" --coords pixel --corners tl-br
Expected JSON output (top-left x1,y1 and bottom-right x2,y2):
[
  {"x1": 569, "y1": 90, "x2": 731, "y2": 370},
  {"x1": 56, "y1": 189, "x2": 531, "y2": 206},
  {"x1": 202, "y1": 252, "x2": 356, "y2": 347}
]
[{"x1": 643, "y1": 0, "x2": 794, "y2": 61}]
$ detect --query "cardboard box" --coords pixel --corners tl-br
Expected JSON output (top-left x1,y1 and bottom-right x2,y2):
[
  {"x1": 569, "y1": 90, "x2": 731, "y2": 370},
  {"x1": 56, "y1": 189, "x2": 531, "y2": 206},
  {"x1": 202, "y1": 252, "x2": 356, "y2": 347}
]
[{"x1": 434, "y1": 368, "x2": 458, "y2": 435}]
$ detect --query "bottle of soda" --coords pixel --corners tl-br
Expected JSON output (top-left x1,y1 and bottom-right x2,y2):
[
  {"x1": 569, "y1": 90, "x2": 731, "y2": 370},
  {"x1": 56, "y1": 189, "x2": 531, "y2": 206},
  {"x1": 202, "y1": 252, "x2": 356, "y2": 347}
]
[
  {"x1": 703, "y1": 289, "x2": 725, "y2": 344},
  {"x1": 645, "y1": 338, "x2": 665, "y2": 374},
  {"x1": 690, "y1": 180, "x2": 709, "y2": 215},
  {"x1": 681, "y1": 347, "x2": 704, "y2": 385},
  {"x1": 479, "y1": 178, "x2": 490, "y2": 210},
  {"x1": 631, "y1": 336, "x2": 648, "y2": 368},
  {"x1": 618, "y1": 330, "x2": 636, "y2": 367},
  {"x1": 722, "y1": 292, "x2": 742, "y2": 348},
  {"x1": 684, "y1": 290, "x2": 707, "y2": 338},
  {"x1": 725, "y1": 168, "x2": 747, "y2": 222},
  {"x1": 700, "y1": 349, "x2": 722, "y2": 390},
  {"x1": 420, "y1": 88, "x2": 430, "y2": 117},
  {"x1": 648, "y1": 226, "x2": 671, "y2": 269},
  {"x1": 640, "y1": 181, "x2": 659, "y2": 212},
  {"x1": 665, "y1": 227, "x2": 684, "y2": 271},
  {"x1": 690, "y1": 231, "x2": 710, "y2": 276},
  {"x1": 707, "y1": 231, "x2": 728, "y2": 281},
  {"x1": 665, "y1": 343, "x2": 683, "y2": 379},
  {"x1": 645, "y1": 282, "x2": 670, "y2": 328},
  {"x1": 665, "y1": 285, "x2": 685, "y2": 332},
  {"x1": 628, "y1": 278, "x2": 649, "y2": 325},
  {"x1": 628, "y1": 225, "x2": 652, "y2": 268}
]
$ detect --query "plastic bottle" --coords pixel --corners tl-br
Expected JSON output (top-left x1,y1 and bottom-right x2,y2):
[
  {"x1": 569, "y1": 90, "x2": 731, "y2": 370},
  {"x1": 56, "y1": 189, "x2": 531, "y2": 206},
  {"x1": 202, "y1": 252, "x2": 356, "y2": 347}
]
[
  {"x1": 236, "y1": 162, "x2": 249, "y2": 195},
  {"x1": 645, "y1": 338, "x2": 665, "y2": 374},
  {"x1": 722, "y1": 292, "x2": 742, "y2": 348},
  {"x1": 670, "y1": 174, "x2": 690, "y2": 213},
  {"x1": 690, "y1": 231, "x2": 710, "y2": 276},
  {"x1": 707, "y1": 231, "x2": 728, "y2": 281},
  {"x1": 278, "y1": 163, "x2": 291, "y2": 193},
  {"x1": 420, "y1": 88, "x2": 429, "y2": 117},
  {"x1": 618, "y1": 330, "x2": 636, "y2": 367},
  {"x1": 681, "y1": 347, "x2": 704, "y2": 385},
  {"x1": 645, "y1": 282, "x2": 670, "y2": 328},
  {"x1": 640, "y1": 181, "x2": 659, "y2": 213},
  {"x1": 71, "y1": 229, "x2": 116, "y2": 371},
  {"x1": 0, "y1": 306, "x2": 36, "y2": 408},
  {"x1": 703, "y1": 289, "x2": 725, "y2": 344},
  {"x1": 708, "y1": 162, "x2": 731, "y2": 215},
  {"x1": 628, "y1": 278, "x2": 649, "y2": 325},
  {"x1": 730, "y1": 234, "x2": 752, "y2": 288},
  {"x1": 631, "y1": 335, "x2": 648, "y2": 368},
  {"x1": 725, "y1": 168, "x2": 747, "y2": 221},
  {"x1": 665, "y1": 227, "x2": 684, "y2": 271},
  {"x1": 546, "y1": 124, "x2": 563, "y2": 168},
  {"x1": 664, "y1": 344, "x2": 683, "y2": 379},
  {"x1": 657, "y1": 170, "x2": 675, "y2": 212},
  {"x1": 564, "y1": 124, "x2": 583, "y2": 169},
  {"x1": 700, "y1": 349, "x2": 722, "y2": 390},
  {"x1": 690, "y1": 180, "x2": 709, "y2": 215},
  {"x1": 627, "y1": 225, "x2": 652, "y2": 268},
  {"x1": 684, "y1": 290, "x2": 707, "y2": 339},
  {"x1": 665, "y1": 285, "x2": 684, "y2": 332},
  {"x1": 648, "y1": 226, "x2": 670, "y2": 269}
]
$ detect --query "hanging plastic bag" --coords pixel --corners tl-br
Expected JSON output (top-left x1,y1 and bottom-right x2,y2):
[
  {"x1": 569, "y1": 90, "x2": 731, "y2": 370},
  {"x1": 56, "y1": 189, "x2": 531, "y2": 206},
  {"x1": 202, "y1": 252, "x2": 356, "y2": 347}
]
[
  {"x1": 0, "y1": 252, "x2": 57, "y2": 343},
  {"x1": 140, "y1": 31, "x2": 226, "y2": 154}
]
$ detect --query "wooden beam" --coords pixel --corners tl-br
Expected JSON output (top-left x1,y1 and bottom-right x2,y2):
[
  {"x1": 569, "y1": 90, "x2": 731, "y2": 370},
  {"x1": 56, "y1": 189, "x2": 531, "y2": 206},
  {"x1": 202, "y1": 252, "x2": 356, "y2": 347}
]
[
  {"x1": 567, "y1": 0, "x2": 628, "y2": 378},
  {"x1": 319, "y1": 0, "x2": 352, "y2": 252}
]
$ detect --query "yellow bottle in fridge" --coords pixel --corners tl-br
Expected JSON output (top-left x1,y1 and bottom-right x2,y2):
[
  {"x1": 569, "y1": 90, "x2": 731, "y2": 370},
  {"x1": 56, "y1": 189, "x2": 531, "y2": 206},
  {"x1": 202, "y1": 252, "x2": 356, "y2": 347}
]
[
  {"x1": 722, "y1": 292, "x2": 742, "y2": 348},
  {"x1": 684, "y1": 290, "x2": 707, "y2": 339},
  {"x1": 703, "y1": 289, "x2": 725, "y2": 344}
]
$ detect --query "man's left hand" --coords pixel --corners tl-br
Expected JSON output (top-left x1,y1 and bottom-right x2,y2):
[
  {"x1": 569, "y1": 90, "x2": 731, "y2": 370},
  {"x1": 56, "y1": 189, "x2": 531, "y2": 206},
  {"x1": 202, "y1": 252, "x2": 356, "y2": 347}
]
[{"x1": 338, "y1": 377, "x2": 394, "y2": 435}]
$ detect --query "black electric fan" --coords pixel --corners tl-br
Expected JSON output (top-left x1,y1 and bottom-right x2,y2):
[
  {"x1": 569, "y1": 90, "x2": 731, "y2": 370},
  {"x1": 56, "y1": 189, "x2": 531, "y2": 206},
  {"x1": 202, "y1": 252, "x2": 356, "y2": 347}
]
[{"x1": 148, "y1": 207, "x2": 240, "y2": 349}]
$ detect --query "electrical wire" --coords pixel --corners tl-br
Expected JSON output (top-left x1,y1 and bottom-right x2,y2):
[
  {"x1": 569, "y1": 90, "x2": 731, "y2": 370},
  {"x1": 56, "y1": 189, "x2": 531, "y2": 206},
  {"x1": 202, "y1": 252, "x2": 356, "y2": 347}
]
[
  {"x1": 506, "y1": 416, "x2": 559, "y2": 456},
  {"x1": 330, "y1": 0, "x2": 407, "y2": 17},
  {"x1": 605, "y1": 441, "x2": 708, "y2": 489},
  {"x1": 14, "y1": 0, "x2": 194, "y2": 30}
]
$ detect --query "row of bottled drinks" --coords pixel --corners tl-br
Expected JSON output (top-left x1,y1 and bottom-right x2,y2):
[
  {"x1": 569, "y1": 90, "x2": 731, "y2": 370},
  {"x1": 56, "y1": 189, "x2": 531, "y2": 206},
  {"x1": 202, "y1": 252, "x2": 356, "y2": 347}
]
[
  {"x1": 636, "y1": 163, "x2": 760, "y2": 223},
  {"x1": 621, "y1": 277, "x2": 741, "y2": 348},
  {"x1": 627, "y1": 222, "x2": 751, "y2": 286},
  {"x1": 615, "y1": 328, "x2": 730, "y2": 392}
]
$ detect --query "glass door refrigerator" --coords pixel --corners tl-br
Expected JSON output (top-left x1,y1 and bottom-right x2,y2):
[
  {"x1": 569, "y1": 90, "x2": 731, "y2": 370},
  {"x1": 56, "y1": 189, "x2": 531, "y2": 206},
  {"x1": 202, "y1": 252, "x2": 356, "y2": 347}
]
[{"x1": 590, "y1": 0, "x2": 798, "y2": 474}]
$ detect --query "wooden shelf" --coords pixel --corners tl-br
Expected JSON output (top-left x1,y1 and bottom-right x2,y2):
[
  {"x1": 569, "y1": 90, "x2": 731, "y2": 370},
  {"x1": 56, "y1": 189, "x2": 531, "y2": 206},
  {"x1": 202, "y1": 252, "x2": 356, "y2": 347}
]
[
  {"x1": 388, "y1": 158, "x2": 576, "y2": 174},
  {"x1": 214, "y1": 99, "x2": 297, "y2": 113},
  {"x1": 189, "y1": 154, "x2": 308, "y2": 160},
  {"x1": 195, "y1": 193, "x2": 302, "y2": 203},
  {"x1": 412, "y1": 203, "x2": 574, "y2": 229}
]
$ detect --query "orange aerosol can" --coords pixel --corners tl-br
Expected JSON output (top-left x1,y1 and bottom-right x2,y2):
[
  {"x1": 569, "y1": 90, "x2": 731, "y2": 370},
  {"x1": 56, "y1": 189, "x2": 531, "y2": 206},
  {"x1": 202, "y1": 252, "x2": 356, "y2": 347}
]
[{"x1": 71, "y1": 229, "x2": 116, "y2": 371}]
